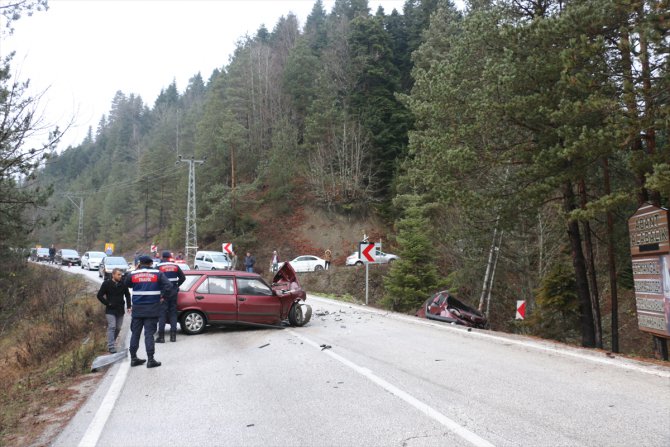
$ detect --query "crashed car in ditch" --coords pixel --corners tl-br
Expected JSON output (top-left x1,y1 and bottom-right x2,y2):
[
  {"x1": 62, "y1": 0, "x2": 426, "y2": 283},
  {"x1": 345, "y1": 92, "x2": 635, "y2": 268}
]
[
  {"x1": 177, "y1": 263, "x2": 311, "y2": 334},
  {"x1": 416, "y1": 290, "x2": 488, "y2": 329}
]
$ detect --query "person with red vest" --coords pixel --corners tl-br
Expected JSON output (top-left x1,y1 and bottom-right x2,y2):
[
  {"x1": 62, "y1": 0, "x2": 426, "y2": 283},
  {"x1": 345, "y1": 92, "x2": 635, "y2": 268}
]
[
  {"x1": 156, "y1": 251, "x2": 186, "y2": 343},
  {"x1": 124, "y1": 255, "x2": 173, "y2": 368}
]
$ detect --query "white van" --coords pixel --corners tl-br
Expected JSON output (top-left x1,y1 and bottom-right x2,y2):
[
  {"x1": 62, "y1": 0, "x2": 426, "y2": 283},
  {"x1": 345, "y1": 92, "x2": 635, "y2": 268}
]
[{"x1": 193, "y1": 251, "x2": 232, "y2": 270}]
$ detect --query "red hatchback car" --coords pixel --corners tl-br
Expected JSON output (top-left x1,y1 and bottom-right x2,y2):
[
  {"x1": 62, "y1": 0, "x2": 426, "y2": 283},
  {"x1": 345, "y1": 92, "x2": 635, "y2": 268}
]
[{"x1": 177, "y1": 263, "x2": 312, "y2": 334}]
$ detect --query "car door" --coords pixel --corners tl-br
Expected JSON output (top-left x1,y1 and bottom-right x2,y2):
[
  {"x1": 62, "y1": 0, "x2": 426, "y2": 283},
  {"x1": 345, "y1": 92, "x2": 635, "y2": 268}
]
[
  {"x1": 194, "y1": 275, "x2": 237, "y2": 322},
  {"x1": 235, "y1": 276, "x2": 281, "y2": 325}
]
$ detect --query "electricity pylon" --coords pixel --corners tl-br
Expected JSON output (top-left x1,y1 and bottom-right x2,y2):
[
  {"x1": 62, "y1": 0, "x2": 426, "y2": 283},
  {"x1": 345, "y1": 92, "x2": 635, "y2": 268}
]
[{"x1": 176, "y1": 155, "x2": 205, "y2": 264}]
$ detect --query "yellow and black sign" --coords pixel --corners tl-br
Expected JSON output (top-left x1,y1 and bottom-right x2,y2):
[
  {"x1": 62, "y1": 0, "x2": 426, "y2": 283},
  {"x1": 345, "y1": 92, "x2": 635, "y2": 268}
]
[{"x1": 104, "y1": 243, "x2": 115, "y2": 255}]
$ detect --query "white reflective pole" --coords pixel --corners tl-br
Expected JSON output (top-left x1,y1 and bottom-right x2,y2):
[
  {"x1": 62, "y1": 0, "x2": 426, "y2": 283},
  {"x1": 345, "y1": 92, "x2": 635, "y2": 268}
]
[{"x1": 365, "y1": 262, "x2": 369, "y2": 305}]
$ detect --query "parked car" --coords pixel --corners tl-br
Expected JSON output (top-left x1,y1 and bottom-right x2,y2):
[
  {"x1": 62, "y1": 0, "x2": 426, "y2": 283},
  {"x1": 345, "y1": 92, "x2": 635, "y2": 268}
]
[
  {"x1": 99, "y1": 256, "x2": 130, "y2": 280},
  {"x1": 81, "y1": 251, "x2": 106, "y2": 270},
  {"x1": 416, "y1": 290, "x2": 488, "y2": 329},
  {"x1": 55, "y1": 249, "x2": 81, "y2": 266},
  {"x1": 30, "y1": 247, "x2": 50, "y2": 262},
  {"x1": 279, "y1": 255, "x2": 327, "y2": 273},
  {"x1": 346, "y1": 249, "x2": 399, "y2": 266},
  {"x1": 193, "y1": 251, "x2": 231, "y2": 270},
  {"x1": 177, "y1": 263, "x2": 311, "y2": 335}
]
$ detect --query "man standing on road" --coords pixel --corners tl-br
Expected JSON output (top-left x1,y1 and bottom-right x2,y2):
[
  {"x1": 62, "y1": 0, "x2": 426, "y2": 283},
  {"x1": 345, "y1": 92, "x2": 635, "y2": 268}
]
[
  {"x1": 124, "y1": 255, "x2": 172, "y2": 368},
  {"x1": 156, "y1": 251, "x2": 186, "y2": 343},
  {"x1": 49, "y1": 244, "x2": 56, "y2": 264},
  {"x1": 244, "y1": 252, "x2": 255, "y2": 273},
  {"x1": 96, "y1": 268, "x2": 131, "y2": 353}
]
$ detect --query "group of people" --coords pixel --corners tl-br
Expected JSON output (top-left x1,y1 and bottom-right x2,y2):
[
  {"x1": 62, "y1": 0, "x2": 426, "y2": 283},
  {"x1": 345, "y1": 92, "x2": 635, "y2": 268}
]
[
  {"x1": 96, "y1": 251, "x2": 185, "y2": 368},
  {"x1": 96, "y1": 246, "x2": 334, "y2": 368}
]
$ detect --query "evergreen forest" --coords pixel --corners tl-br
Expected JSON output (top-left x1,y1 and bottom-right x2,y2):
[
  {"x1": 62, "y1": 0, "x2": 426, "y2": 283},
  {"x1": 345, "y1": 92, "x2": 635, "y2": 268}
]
[{"x1": 2, "y1": 0, "x2": 669, "y2": 355}]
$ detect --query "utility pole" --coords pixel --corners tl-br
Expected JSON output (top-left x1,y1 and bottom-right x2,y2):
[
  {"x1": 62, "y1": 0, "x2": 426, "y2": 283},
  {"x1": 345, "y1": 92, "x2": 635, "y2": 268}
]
[
  {"x1": 176, "y1": 155, "x2": 205, "y2": 265},
  {"x1": 64, "y1": 194, "x2": 84, "y2": 253}
]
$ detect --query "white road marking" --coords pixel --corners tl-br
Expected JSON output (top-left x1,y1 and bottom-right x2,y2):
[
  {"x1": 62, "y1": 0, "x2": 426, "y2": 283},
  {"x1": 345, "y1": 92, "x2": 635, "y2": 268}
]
[
  {"x1": 308, "y1": 295, "x2": 670, "y2": 379},
  {"x1": 77, "y1": 358, "x2": 130, "y2": 447},
  {"x1": 288, "y1": 329, "x2": 495, "y2": 447}
]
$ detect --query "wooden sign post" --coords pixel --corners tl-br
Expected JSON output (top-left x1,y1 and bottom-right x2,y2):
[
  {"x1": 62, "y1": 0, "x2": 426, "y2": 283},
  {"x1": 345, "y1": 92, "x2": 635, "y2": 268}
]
[{"x1": 628, "y1": 203, "x2": 670, "y2": 360}]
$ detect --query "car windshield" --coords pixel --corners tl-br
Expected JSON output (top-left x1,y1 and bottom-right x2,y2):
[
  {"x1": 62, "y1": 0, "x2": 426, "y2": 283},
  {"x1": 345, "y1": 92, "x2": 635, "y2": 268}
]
[
  {"x1": 211, "y1": 254, "x2": 228, "y2": 262},
  {"x1": 88, "y1": 252, "x2": 106, "y2": 258},
  {"x1": 62, "y1": 250, "x2": 78, "y2": 256},
  {"x1": 105, "y1": 257, "x2": 127, "y2": 265},
  {"x1": 37, "y1": 248, "x2": 49, "y2": 254}
]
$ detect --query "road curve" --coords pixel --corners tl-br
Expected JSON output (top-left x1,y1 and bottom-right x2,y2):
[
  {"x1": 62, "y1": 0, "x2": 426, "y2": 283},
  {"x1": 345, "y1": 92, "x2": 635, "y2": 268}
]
[{"x1": 50, "y1": 265, "x2": 669, "y2": 447}]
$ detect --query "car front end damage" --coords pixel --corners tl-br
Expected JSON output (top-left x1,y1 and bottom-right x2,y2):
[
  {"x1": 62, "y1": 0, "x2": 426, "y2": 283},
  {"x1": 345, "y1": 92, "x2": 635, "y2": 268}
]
[
  {"x1": 272, "y1": 263, "x2": 312, "y2": 326},
  {"x1": 416, "y1": 291, "x2": 488, "y2": 329}
]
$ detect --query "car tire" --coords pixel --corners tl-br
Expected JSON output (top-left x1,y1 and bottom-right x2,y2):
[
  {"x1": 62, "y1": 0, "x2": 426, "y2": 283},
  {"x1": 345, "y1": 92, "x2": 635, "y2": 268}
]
[
  {"x1": 211, "y1": 267, "x2": 216, "y2": 271},
  {"x1": 388, "y1": 259, "x2": 395, "y2": 265},
  {"x1": 355, "y1": 261, "x2": 363, "y2": 266},
  {"x1": 288, "y1": 302, "x2": 311, "y2": 327},
  {"x1": 181, "y1": 310, "x2": 206, "y2": 335},
  {"x1": 314, "y1": 265, "x2": 324, "y2": 271}
]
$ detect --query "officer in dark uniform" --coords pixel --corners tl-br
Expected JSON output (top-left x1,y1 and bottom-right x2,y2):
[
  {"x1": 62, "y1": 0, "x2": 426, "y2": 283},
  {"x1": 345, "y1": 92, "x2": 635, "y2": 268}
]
[
  {"x1": 156, "y1": 250, "x2": 186, "y2": 343},
  {"x1": 124, "y1": 255, "x2": 172, "y2": 368}
]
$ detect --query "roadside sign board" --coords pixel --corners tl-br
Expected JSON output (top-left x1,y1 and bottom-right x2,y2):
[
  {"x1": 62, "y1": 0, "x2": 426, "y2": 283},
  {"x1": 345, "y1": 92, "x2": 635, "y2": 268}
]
[
  {"x1": 222, "y1": 243, "x2": 233, "y2": 255},
  {"x1": 104, "y1": 243, "x2": 114, "y2": 255},
  {"x1": 516, "y1": 300, "x2": 526, "y2": 320},
  {"x1": 359, "y1": 242, "x2": 381, "y2": 263},
  {"x1": 628, "y1": 203, "x2": 670, "y2": 338}
]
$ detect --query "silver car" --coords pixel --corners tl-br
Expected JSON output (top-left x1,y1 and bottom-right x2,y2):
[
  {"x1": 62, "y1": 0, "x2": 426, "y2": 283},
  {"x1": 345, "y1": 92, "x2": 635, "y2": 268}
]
[
  {"x1": 81, "y1": 251, "x2": 106, "y2": 270},
  {"x1": 98, "y1": 256, "x2": 129, "y2": 280},
  {"x1": 345, "y1": 249, "x2": 399, "y2": 266}
]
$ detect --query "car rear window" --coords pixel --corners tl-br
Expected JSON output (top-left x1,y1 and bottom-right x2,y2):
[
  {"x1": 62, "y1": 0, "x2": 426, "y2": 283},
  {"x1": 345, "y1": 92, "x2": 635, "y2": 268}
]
[{"x1": 180, "y1": 275, "x2": 202, "y2": 291}]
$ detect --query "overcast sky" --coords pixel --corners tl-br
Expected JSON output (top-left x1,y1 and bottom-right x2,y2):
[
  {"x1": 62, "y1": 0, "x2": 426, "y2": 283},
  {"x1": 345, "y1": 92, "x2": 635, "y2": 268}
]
[{"x1": 1, "y1": 0, "x2": 409, "y2": 150}]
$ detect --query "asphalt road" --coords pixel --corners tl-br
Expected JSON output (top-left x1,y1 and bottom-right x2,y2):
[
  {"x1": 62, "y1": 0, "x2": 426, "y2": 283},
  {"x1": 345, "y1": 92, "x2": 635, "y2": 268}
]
[{"x1": 50, "y1": 264, "x2": 670, "y2": 447}]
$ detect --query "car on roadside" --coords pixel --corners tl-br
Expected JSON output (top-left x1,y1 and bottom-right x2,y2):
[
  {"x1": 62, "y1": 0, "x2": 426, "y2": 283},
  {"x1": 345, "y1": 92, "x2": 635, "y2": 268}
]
[
  {"x1": 177, "y1": 263, "x2": 311, "y2": 335},
  {"x1": 416, "y1": 290, "x2": 488, "y2": 329},
  {"x1": 278, "y1": 255, "x2": 327, "y2": 273},
  {"x1": 345, "y1": 249, "x2": 399, "y2": 266},
  {"x1": 30, "y1": 247, "x2": 51, "y2": 262},
  {"x1": 98, "y1": 256, "x2": 130, "y2": 280},
  {"x1": 81, "y1": 251, "x2": 107, "y2": 270},
  {"x1": 193, "y1": 250, "x2": 232, "y2": 270},
  {"x1": 55, "y1": 249, "x2": 81, "y2": 266}
]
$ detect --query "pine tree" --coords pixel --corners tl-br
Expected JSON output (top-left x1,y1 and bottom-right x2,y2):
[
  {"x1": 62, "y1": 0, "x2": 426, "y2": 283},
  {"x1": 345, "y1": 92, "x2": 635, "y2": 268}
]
[{"x1": 382, "y1": 196, "x2": 443, "y2": 312}]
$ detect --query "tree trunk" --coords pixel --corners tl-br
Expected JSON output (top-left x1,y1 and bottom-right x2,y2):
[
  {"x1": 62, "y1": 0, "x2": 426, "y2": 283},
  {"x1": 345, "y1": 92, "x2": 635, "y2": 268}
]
[
  {"x1": 563, "y1": 181, "x2": 596, "y2": 348},
  {"x1": 578, "y1": 179, "x2": 603, "y2": 349},
  {"x1": 602, "y1": 158, "x2": 619, "y2": 352}
]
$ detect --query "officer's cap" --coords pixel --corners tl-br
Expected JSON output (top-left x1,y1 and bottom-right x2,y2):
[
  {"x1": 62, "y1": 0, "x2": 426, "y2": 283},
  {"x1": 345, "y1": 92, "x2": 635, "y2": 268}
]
[
  {"x1": 138, "y1": 255, "x2": 153, "y2": 264},
  {"x1": 161, "y1": 250, "x2": 171, "y2": 259}
]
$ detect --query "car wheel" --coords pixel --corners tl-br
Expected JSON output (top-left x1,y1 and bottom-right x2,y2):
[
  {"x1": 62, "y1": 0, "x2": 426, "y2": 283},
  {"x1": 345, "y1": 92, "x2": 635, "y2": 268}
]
[
  {"x1": 314, "y1": 265, "x2": 324, "y2": 271},
  {"x1": 181, "y1": 311, "x2": 206, "y2": 335},
  {"x1": 288, "y1": 302, "x2": 312, "y2": 327},
  {"x1": 355, "y1": 261, "x2": 363, "y2": 266},
  {"x1": 388, "y1": 259, "x2": 395, "y2": 265},
  {"x1": 211, "y1": 267, "x2": 216, "y2": 271}
]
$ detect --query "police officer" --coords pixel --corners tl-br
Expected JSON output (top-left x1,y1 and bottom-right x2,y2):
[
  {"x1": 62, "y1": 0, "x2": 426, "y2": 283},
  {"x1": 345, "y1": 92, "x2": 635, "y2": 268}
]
[
  {"x1": 156, "y1": 250, "x2": 186, "y2": 343},
  {"x1": 124, "y1": 255, "x2": 172, "y2": 368}
]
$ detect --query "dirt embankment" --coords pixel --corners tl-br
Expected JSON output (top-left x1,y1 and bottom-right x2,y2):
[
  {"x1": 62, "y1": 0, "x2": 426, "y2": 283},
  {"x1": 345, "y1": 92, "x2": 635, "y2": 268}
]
[{"x1": 0, "y1": 263, "x2": 106, "y2": 446}]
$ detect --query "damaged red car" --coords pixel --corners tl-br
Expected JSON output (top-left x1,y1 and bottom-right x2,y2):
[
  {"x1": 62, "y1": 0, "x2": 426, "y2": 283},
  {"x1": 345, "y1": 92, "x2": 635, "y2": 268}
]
[
  {"x1": 177, "y1": 263, "x2": 312, "y2": 335},
  {"x1": 416, "y1": 290, "x2": 488, "y2": 329}
]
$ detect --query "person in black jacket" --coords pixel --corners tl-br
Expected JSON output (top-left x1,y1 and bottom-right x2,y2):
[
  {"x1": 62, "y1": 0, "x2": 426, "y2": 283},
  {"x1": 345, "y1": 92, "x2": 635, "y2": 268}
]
[{"x1": 97, "y1": 268, "x2": 131, "y2": 353}]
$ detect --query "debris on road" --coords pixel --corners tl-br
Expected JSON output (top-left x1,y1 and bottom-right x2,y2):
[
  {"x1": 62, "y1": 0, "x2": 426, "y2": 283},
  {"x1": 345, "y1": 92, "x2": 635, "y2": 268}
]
[
  {"x1": 91, "y1": 349, "x2": 128, "y2": 372},
  {"x1": 320, "y1": 344, "x2": 332, "y2": 351},
  {"x1": 258, "y1": 343, "x2": 270, "y2": 349}
]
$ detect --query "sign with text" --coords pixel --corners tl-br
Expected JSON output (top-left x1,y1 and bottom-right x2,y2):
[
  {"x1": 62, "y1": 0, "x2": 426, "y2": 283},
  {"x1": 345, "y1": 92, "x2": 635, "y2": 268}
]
[
  {"x1": 222, "y1": 243, "x2": 233, "y2": 255},
  {"x1": 628, "y1": 204, "x2": 670, "y2": 338},
  {"x1": 104, "y1": 243, "x2": 114, "y2": 255}
]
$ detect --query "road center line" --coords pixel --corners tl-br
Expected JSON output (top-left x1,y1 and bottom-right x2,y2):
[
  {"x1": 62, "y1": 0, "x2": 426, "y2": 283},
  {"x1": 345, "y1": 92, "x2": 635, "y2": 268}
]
[{"x1": 288, "y1": 329, "x2": 495, "y2": 447}]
